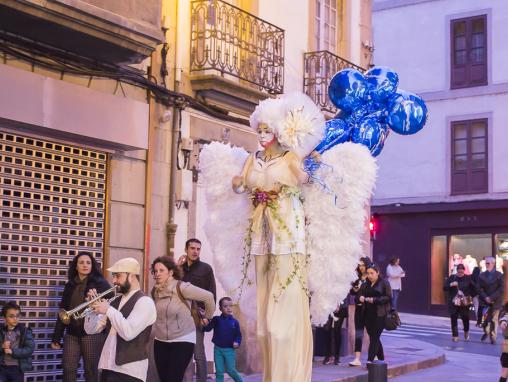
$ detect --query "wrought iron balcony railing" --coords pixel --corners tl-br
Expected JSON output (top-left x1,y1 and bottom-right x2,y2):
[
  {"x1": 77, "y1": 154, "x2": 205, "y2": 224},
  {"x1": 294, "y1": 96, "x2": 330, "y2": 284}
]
[
  {"x1": 190, "y1": 0, "x2": 284, "y2": 94},
  {"x1": 303, "y1": 50, "x2": 365, "y2": 114}
]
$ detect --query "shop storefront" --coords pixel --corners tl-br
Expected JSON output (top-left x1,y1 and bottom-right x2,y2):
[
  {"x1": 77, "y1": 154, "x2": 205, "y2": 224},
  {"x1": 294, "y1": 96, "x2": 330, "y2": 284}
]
[{"x1": 371, "y1": 200, "x2": 508, "y2": 316}]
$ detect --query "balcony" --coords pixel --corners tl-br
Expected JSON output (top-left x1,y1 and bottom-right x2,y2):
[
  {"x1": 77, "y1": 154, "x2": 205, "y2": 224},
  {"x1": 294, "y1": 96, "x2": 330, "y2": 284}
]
[
  {"x1": 190, "y1": 0, "x2": 284, "y2": 116},
  {"x1": 303, "y1": 50, "x2": 365, "y2": 114}
]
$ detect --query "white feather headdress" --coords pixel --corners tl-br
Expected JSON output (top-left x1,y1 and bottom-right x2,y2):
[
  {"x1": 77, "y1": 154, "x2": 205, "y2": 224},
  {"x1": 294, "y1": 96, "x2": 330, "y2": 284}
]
[{"x1": 250, "y1": 92, "x2": 325, "y2": 157}]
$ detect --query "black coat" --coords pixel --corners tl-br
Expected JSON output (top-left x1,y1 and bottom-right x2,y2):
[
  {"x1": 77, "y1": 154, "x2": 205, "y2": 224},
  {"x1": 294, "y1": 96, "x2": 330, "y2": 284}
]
[
  {"x1": 356, "y1": 278, "x2": 392, "y2": 317},
  {"x1": 443, "y1": 274, "x2": 475, "y2": 314},
  {"x1": 182, "y1": 259, "x2": 216, "y2": 307},
  {"x1": 51, "y1": 275, "x2": 110, "y2": 343},
  {"x1": 478, "y1": 270, "x2": 504, "y2": 309}
]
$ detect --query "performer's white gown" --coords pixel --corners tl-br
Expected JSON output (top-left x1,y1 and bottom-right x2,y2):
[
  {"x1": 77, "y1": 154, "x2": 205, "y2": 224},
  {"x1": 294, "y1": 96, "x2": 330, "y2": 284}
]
[{"x1": 244, "y1": 150, "x2": 312, "y2": 382}]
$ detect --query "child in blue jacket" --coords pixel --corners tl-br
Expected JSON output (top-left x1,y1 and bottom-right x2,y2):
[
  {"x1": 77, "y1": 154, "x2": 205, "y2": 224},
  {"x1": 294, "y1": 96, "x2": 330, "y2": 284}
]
[{"x1": 203, "y1": 297, "x2": 243, "y2": 382}]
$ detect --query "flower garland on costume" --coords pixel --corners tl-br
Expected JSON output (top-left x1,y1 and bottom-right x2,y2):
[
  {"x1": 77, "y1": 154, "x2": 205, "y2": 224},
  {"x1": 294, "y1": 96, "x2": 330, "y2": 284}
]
[{"x1": 234, "y1": 185, "x2": 311, "y2": 303}]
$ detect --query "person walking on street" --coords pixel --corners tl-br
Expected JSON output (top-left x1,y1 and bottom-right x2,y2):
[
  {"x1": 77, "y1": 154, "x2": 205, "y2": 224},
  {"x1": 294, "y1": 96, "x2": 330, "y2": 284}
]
[
  {"x1": 443, "y1": 263, "x2": 475, "y2": 342},
  {"x1": 178, "y1": 238, "x2": 216, "y2": 382},
  {"x1": 151, "y1": 256, "x2": 215, "y2": 382},
  {"x1": 85, "y1": 257, "x2": 156, "y2": 382},
  {"x1": 478, "y1": 256, "x2": 504, "y2": 344},
  {"x1": 386, "y1": 257, "x2": 405, "y2": 311},
  {"x1": 348, "y1": 257, "x2": 371, "y2": 367},
  {"x1": 498, "y1": 302, "x2": 508, "y2": 382},
  {"x1": 51, "y1": 252, "x2": 111, "y2": 382},
  {"x1": 356, "y1": 263, "x2": 391, "y2": 364},
  {"x1": 203, "y1": 297, "x2": 243, "y2": 382}
]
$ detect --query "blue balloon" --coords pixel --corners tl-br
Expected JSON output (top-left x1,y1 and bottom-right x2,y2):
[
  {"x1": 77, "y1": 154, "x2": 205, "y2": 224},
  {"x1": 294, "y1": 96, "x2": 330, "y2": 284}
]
[
  {"x1": 386, "y1": 90, "x2": 428, "y2": 135},
  {"x1": 314, "y1": 118, "x2": 353, "y2": 154},
  {"x1": 351, "y1": 114, "x2": 388, "y2": 157},
  {"x1": 365, "y1": 66, "x2": 399, "y2": 104},
  {"x1": 328, "y1": 69, "x2": 368, "y2": 112}
]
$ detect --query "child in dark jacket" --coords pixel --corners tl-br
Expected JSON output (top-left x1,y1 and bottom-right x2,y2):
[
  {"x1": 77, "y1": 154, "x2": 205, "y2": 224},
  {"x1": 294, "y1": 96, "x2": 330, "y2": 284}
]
[
  {"x1": 203, "y1": 297, "x2": 243, "y2": 382},
  {"x1": 1, "y1": 301, "x2": 35, "y2": 382}
]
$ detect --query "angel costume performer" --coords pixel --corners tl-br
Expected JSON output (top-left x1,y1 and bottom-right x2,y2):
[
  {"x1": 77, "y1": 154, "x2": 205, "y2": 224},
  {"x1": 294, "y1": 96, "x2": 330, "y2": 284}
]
[{"x1": 199, "y1": 93, "x2": 377, "y2": 382}]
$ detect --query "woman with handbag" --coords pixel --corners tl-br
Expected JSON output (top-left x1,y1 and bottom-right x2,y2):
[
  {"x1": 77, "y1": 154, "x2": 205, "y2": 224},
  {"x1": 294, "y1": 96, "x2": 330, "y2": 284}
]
[
  {"x1": 151, "y1": 256, "x2": 215, "y2": 382},
  {"x1": 443, "y1": 263, "x2": 475, "y2": 342},
  {"x1": 348, "y1": 257, "x2": 371, "y2": 367},
  {"x1": 356, "y1": 263, "x2": 392, "y2": 364}
]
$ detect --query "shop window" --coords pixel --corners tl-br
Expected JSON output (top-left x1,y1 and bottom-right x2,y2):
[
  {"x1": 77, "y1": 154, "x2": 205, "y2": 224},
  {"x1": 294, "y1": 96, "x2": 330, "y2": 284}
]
[{"x1": 449, "y1": 233, "x2": 494, "y2": 274}]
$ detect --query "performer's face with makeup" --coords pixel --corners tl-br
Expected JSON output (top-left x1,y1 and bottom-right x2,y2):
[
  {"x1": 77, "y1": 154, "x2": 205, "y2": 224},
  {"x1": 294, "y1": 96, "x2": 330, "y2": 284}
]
[{"x1": 257, "y1": 123, "x2": 276, "y2": 148}]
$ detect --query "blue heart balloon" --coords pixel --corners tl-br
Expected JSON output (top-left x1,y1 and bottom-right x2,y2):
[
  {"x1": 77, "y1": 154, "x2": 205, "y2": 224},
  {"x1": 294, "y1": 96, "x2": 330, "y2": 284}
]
[
  {"x1": 365, "y1": 66, "x2": 399, "y2": 104},
  {"x1": 314, "y1": 118, "x2": 353, "y2": 154},
  {"x1": 350, "y1": 114, "x2": 388, "y2": 157},
  {"x1": 328, "y1": 69, "x2": 368, "y2": 112},
  {"x1": 386, "y1": 90, "x2": 428, "y2": 135}
]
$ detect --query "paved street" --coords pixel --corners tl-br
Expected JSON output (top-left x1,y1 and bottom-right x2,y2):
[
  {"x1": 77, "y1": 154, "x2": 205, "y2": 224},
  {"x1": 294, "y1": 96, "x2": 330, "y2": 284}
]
[
  {"x1": 388, "y1": 313, "x2": 502, "y2": 381},
  {"x1": 383, "y1": 321, "x2": 501, "y2": 357}
]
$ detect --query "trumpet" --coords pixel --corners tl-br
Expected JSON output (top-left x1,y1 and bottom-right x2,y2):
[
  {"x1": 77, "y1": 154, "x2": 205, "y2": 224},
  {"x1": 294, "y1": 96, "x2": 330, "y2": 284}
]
[{"x1": 59, "y1": 285, "x2": 120, "y2": 325}]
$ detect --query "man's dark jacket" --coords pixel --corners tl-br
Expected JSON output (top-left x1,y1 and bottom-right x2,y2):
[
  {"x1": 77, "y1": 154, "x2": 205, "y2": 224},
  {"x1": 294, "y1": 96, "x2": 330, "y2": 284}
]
[
  {"x1": 478, "y1": 270, "x2": 504, "y2": 309},
  {"x1": 182, "y1": 258, "x2": 216, "y2": 307}
]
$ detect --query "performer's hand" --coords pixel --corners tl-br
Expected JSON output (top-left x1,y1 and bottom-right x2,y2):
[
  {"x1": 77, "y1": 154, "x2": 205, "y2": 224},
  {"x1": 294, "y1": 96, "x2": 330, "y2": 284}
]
[
  {"x1": 233, "y1": 342, "x2": 239, "y2": 349},
  {"x1": 232, "y1": 176, "x2": 243, "y2": 189},
  {"x1": 92, "y1": 300, "x2": 110, "y2": 315},
  {"x1": 50, "y1": 342, "x2": 62, "y2": 350},
  {"x1": 359, "y1": 296, "x2": 365, "y2": 303},
  {"x1": 310, "y1": 151, "x2": 321, "y2": 162}
]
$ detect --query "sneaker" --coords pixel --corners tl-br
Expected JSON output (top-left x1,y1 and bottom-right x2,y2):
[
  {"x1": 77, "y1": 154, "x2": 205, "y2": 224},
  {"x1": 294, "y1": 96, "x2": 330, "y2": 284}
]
[
  {"x1": 452, "y1": 336, "x2": 459, "y2": 342},
  {"x1": 349, "y1": 359, "x2": 362, "y2": 367},
  {"x1": 464, "y1": 332, "x2": 470, "y2": 341},
  {"x1": 481, "y1": 333, "x2": 488, "y2": 342},
  {"x1": 323, "y1": 357, "x2": 333, "y2": 365}
]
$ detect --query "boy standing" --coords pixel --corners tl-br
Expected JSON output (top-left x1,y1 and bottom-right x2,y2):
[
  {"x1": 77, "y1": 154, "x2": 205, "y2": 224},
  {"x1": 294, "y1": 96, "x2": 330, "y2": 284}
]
[
  {"x1": 1, "y1": 302, "x2": 35, "y2": 382},
  {"x1": 203, "y1": 297, "x2": 243, "y2": 382}
]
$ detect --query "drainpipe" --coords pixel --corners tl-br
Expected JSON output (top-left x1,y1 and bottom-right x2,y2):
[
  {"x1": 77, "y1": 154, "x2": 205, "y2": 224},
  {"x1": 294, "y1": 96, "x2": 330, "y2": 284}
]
[{"x1": 167, "y1": 0, "x2": 181, "y2": 258}]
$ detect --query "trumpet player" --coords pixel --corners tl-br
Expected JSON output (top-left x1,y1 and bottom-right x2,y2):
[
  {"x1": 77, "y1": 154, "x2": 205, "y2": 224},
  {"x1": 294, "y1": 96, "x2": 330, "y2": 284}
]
[
  {"x1": 51, "y1": 252, "x2": 111, "y2": 382},
  {"x1": 85, "y1": 257, "x2": 156, "y2": 382}
]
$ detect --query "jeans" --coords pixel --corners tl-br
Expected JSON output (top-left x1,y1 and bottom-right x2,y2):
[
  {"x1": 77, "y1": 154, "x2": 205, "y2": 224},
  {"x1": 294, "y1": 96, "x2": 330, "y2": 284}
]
[
  {"x1": 0, "y1": 366, "x2": 23, "y2": 382},
  {"x1": 213, "y1": 346, "x2": 243, "y2": 382},
  {"x1": 183, "y1": 330, "x2": 207, "y2": 382},
  {"x1": 391, "y1": 289, "x2": 401, "y2": 311}
]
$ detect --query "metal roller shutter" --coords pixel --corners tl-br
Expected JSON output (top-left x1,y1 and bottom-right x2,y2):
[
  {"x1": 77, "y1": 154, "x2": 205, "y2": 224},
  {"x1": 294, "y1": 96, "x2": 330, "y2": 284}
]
[{"x1": 0, "y1": 131, "x2": 107, "y2": 381}]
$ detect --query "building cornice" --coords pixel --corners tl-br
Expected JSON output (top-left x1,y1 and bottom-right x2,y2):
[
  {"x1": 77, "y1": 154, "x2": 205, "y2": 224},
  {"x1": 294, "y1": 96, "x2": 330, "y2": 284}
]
[
  {"x1": 420, "y1": 82, "x2": 508, "y2": 102},
  {"x1": 373, "y1": 0, "x2": 440, "y2": 12}
]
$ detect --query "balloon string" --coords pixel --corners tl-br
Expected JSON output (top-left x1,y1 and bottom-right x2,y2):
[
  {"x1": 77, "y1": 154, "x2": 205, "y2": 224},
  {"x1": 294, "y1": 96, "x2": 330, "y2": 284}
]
[{"x1": 304, "y1": 159, "x2": 340, "y2": 205}]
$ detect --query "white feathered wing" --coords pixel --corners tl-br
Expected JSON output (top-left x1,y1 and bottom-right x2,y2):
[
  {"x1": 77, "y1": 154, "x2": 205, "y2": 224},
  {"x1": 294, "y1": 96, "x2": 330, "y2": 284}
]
[
  {"x1": 304, "y1": 142, "x2": 377, "y2": 325},
  {"x1": 198, "y1": 142, "x2": 256, "y2": 320}
]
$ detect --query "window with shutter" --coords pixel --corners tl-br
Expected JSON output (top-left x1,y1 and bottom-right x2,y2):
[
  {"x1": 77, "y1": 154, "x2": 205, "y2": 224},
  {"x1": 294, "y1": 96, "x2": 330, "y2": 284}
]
[
  {"x1": 451, "y1": 119, "x2": 488, "y2": 195},
  {"x1": 451, "y1": 15, "x2": 487, "y2": 89}
]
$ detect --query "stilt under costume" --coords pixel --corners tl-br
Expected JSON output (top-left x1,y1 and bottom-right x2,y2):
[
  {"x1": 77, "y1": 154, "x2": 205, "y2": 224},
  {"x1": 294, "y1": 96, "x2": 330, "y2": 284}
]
[{"x1": 199, "y1": 92, "x2": 377, "y2": 382}]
